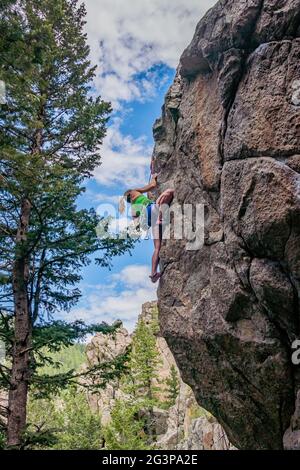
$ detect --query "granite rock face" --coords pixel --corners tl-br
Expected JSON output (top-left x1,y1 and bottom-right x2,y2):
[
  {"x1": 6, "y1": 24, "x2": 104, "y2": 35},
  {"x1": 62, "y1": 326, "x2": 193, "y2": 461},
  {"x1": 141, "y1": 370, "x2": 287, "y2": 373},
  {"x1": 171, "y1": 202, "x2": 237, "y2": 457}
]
[
  {"x1": 157, "y1": 383, "x2": 234, "y2": 450},
  {"x1": 154, "y1": 0, "x2": 300, "y2": 450}
]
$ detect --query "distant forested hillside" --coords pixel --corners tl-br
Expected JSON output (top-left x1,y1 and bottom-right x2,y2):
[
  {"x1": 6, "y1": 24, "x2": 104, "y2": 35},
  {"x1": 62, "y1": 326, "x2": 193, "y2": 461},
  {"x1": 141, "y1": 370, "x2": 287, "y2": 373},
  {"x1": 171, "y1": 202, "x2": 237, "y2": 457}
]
[{"x1": 38, "y1": 344, "x2": 86, "y2": 376}]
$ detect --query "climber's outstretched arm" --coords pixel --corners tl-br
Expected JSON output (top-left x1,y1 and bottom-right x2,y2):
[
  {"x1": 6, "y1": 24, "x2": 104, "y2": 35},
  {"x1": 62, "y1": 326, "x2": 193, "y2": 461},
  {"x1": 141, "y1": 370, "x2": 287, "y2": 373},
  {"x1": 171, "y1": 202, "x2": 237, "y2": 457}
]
[{"x1": 133, "y1": 174, "x2": 157, "y2": 194}]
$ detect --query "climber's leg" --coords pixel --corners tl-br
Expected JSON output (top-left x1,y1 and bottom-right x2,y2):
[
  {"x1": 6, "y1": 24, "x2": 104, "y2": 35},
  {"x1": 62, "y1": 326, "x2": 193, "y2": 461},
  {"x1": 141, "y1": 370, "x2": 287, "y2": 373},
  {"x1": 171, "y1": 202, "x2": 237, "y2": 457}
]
[
  {"x1": 148, "y1": 190, "x2": 173, "y2": 283},
  {"x1": 150, "y1": 224, "x2": 162, "y2": 283},
  {"x1": 156, "y1": 189, "x2": 174, "y2": 224},
  {"x1": 156, "y1": 188, "x2": 174, "y2": 207}
]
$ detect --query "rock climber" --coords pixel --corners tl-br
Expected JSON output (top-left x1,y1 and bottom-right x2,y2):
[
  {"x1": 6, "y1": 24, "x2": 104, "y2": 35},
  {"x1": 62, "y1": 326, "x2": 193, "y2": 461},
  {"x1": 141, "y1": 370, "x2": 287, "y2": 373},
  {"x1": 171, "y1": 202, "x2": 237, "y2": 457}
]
[{"x1": 119, "y1": 173, "x2": 174, "y2": 283}]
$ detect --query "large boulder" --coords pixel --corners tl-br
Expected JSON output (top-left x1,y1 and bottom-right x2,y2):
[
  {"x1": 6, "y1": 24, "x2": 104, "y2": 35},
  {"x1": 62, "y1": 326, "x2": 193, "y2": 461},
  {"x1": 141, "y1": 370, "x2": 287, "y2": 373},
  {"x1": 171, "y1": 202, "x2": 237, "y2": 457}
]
[{"x1": 154, "y1": 0, "x2": 300, "y2": 450}]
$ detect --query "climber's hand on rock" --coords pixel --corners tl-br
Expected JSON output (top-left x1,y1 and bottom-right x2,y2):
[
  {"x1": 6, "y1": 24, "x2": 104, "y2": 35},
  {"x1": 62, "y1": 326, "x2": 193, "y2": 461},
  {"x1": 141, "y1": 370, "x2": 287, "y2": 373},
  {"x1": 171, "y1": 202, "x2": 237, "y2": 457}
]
[{"x1": 156, "y1": 189, "x2": 174, "y2": 206}]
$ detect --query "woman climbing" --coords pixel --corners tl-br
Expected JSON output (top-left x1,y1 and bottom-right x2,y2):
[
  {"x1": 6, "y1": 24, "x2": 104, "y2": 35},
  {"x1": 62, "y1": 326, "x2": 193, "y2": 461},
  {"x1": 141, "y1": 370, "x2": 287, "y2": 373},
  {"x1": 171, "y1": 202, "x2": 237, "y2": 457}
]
[{"x1": 120, "y1": 174, "x2": 174, "y2": 283}]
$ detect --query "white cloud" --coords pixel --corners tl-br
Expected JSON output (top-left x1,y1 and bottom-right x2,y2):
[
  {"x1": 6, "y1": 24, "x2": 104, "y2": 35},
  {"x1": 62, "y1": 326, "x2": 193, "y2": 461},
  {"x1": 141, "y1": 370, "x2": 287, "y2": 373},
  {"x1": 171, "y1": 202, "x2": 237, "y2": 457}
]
[
  {"x1": 85, "y1": 0, "x2": 216, "y2": 107},
  {"x1": 94, "y1": 117, "x2": 151, "y2": 187},
  {"x1": 112, "y1": 264, "x2": 151, "y2": 287},
  {"x1": 86, "y1": 191, "x2": 121, "y2": 205},
  {"x1": 71, "y1": 264, "x2": 157, "y2": 331}
]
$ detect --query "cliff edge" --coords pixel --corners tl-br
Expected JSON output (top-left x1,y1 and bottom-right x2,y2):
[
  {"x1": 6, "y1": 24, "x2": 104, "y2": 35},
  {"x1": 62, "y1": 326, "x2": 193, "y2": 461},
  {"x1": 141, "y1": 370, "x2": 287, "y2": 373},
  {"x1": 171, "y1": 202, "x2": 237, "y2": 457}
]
[{"x1": 154, "y1": 0, "x2": 300, "y2": 449}]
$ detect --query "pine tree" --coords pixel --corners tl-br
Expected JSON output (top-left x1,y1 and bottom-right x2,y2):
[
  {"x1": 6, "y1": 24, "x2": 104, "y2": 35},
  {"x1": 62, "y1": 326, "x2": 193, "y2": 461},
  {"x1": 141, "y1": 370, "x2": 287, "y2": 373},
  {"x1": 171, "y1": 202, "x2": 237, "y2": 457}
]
[
  {"x1": 124, "y1": 318, "x2": 161, "y2": 442},
  {"x1": 0, "y1": 0, "x2": 134, "y2": 447},
  {"x1": 126, "y1": 319, "x2": 160, "y2": 403},
  {"x1": 165, "y1": 364, "x2": 180, "y2": 408},
  {"x1": 27, "y1": 387, "x2": 103, "y2": 449},
  {"x1": 104, "y1": 399, "x2": 150, "y2": 451}
]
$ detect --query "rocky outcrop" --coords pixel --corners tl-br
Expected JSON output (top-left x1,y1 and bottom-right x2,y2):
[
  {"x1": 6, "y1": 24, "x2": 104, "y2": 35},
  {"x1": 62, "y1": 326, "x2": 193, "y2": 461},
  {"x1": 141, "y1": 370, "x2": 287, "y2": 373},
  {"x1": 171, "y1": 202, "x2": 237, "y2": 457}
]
[
  {"x1": 85, "y1": 324, "x2": 131, "y2": 426},
  {"x1": 85, "y1": 302, "x2": 178, "y2": 422},
  {"x1": 85, "y1": 302, "x2": 232, "y2": 449},
  {"x1": 153, "y1": 0, "x2": 300, "y2": 450},
  {"x1": 157, "y1": 383, "x2": 234, "y2": 450}
]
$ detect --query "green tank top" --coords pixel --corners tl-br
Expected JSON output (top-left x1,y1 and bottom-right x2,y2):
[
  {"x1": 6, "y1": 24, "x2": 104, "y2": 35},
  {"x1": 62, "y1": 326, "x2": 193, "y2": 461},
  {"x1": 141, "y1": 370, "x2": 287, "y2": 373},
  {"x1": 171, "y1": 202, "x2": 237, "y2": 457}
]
[{"x1": 131, "y1": 195, "x2": 153, "y2": 217}]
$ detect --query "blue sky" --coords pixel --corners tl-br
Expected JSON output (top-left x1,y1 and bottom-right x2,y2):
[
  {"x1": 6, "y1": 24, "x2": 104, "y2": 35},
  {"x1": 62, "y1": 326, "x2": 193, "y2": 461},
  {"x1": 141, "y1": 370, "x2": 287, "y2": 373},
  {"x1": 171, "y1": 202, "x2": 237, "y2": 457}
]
[{"x1": 64, "y1": 0, "x2": 215, "y2": 331}]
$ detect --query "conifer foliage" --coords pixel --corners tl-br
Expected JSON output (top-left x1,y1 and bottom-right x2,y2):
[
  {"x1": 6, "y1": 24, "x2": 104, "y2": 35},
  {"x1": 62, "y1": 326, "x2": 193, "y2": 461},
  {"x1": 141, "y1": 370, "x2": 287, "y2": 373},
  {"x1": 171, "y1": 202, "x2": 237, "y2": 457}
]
[
  {"x1": 0, "y1": 0, "x2": 133, "y2": 447},
  {"x1": 105, "y1": 316, "x2": 162, "y2": 449}
]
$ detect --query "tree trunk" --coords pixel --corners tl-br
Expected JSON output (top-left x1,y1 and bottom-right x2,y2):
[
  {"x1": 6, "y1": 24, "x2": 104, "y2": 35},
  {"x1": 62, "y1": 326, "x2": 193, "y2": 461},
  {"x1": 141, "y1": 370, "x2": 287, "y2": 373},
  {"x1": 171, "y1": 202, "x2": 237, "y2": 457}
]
[{"x1": 7, "y1": 197, "x2": 32, "y2": 447}]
